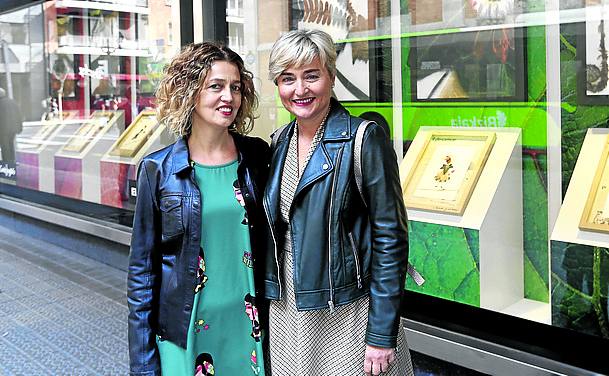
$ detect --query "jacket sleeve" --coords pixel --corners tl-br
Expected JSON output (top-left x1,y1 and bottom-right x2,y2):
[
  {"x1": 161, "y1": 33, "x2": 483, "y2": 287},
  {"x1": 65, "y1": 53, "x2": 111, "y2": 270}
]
[
  {"x1": 360, "y1": 123, "x2": 409, "y2": 348},
  {"x1": 127, "y1": 160, "x2": 161, "y2": 376}
]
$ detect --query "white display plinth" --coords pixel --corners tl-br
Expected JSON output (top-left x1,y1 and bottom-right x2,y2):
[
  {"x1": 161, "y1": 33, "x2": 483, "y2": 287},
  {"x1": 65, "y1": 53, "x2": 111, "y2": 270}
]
[
  {"x1": 552, "y1": 128, "x2": 609, "y2": 247},
  {"x1": 99, "y1": 112, "x2": 167, "y2": 208},
  {"x1": 54, "y1": 111, "x2": 124, "y2": 203},
  {"x1": 400, "y1": 127, "x2": 525, "y2": 314},
  {"x1": 37, "y1": 119, "x2": 84, "y2": 194}
]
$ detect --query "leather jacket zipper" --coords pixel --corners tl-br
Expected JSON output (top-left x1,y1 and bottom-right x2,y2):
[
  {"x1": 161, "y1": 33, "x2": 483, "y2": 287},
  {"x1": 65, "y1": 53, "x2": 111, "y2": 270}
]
[
  {"x1": 348, "y1": 232, "x2": 362, "y2": 289},
  {"x1": 263, "y1": 196, "x2": 282, "y2": 298},
  {"x1": 328, "y1": 145, "x2": 344, "y2": 312}
]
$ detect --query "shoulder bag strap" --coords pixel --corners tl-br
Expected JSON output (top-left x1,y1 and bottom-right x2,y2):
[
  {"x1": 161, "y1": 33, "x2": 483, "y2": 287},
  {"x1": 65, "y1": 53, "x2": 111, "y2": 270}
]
[
  {"x1": 270, "y1": 123, "x2": 290, "y2": 150},
  {"x1": 353, "y1": 119, "x2": 425, "y2": 286}
]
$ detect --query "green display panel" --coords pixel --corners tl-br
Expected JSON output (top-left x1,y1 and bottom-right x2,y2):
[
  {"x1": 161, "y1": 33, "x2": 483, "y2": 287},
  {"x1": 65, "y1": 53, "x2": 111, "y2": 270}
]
[
  {"x1": 406, "y1": 221, "x2": 480, "y2": 307},
  {"x1": 551, "y1": 241, "x2": 609, "y2": 339}
]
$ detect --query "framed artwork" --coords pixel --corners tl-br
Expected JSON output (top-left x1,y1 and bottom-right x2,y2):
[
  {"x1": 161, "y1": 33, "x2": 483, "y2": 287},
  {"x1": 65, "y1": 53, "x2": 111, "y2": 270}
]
[
  {"x1": 579, "y1": 136, "x2": 609, "y2": 233},
  {"x1": 402, "y1": 130, "x2": 496, "y2": 215},
  {"x1": 289, "y1": 0, "x2": 392, "y2": 102},
  {"x1": 61, "y1": 111, "x2": 115, "y2": 154},
  {"x1": 408, "y1": 0, "x2": 443, "y2": 25},
  {"x1": 577, "y1": 3, "x2": 609, "y2": 104},
  {"x1": 109, "y1": 110, "x2": 157, "y2": 158},
  {"x1": 409, "y1": 28, "x2": 527, "y2": 102}
]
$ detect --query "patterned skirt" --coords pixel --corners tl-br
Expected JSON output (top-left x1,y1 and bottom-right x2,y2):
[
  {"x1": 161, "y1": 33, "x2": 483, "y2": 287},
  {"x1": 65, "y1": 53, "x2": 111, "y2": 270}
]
[{"x1": 268, "y1": 243, "x2": 414, "y2": 375}]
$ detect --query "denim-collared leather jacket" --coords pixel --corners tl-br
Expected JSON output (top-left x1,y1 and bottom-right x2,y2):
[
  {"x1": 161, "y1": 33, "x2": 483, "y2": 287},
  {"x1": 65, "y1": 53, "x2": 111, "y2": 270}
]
[
  {"x1": 263, "y1": 98, "x2": 409, "y2": 349},
  {"x1": 127, "y1": 133, "x2": 270, "y2": 376}
]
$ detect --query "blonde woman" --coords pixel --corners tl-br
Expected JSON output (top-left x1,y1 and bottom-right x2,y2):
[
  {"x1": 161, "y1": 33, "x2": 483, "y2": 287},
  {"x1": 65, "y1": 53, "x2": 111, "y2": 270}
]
[
  {"x1": 128, "y1": 42, "x2": 270, "y2": 376},
  {"x1": 263, "y1": 29, "x2": 414, "y2": 376}
]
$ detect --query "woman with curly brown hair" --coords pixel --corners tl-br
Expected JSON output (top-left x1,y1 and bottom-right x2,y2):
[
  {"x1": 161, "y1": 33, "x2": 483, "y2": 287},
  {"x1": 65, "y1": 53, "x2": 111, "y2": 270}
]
[{"x1": 127, "y1": 42, "x2": 270, "y2": 376}]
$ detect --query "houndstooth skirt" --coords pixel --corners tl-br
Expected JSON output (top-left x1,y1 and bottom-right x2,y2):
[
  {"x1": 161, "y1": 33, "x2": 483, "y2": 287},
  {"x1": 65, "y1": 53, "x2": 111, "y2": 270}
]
[{"x1": 268, "y1": 244, "x2": 414, "y2": 376}]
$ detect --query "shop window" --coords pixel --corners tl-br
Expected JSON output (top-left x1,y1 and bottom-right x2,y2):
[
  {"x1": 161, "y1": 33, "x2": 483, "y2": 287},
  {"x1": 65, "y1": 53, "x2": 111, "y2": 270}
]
[{"x1": 0, "y1": 0, "x2": 181, "y2": 224}]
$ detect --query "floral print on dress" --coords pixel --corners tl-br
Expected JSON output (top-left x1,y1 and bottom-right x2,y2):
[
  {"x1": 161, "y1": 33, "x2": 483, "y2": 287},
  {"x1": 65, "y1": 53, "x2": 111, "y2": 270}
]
[
  {"x1": 244, "y1": 293, "x2": 261, "y2": 342},
  {"x1": 242, "y1": 250, "x2": 253, "y2": 268},
  {"x1": 194, "y1": 353, "x2": 215, "y2": 376},
  {"x1": 233, "y1": 180, "x2": 248, "y2": 225},
  {"x1": 194, "y1": 318, "x2": 209, "y2": 334},
  {"x1": 250, "y1": 350, "x2": 261, "y2": 375},
  {"x1": 195, "y1": 247, "x2": 208, "y2": 293}
]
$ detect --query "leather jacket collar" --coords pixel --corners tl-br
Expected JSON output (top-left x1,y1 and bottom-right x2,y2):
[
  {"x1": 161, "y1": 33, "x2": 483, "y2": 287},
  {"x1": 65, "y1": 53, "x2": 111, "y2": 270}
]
[{"x1": 169, "y1": 131, "x2": 254, "y2": 175}]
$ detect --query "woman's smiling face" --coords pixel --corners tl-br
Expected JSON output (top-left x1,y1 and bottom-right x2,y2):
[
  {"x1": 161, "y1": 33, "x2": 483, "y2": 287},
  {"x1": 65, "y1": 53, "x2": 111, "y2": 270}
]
[
  {"x1": 192, "y1": 60, "x2": 242, "y2": 131},
  {"x1": 276, "y1": 56, "x2": 333, "y2": 127}
]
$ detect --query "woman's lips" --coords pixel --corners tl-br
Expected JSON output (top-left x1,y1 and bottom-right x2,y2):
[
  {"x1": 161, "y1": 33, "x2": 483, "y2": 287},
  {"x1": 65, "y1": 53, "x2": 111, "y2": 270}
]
[
  {"x1": 292, "y1": 97, "x2": 315, "y2": 107},
  {"x1": 217, "y1": 106, "x2": 233, "y2": 116}
]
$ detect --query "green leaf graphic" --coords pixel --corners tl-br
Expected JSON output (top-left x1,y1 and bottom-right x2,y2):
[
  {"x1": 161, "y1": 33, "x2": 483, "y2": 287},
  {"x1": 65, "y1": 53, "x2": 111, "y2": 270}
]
[{"x1": 406, "y1": 221, "x2": 480, "y2": 306}]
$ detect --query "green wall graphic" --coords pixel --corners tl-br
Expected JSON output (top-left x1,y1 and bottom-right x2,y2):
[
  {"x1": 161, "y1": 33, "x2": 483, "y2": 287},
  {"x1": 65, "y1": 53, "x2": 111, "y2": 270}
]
[
  {"x1": 551, "y1": 241, "x2": 609, "y2": 339},
  {"x1": 406, "y1": 221, "x2": 480, "y2": 306}
]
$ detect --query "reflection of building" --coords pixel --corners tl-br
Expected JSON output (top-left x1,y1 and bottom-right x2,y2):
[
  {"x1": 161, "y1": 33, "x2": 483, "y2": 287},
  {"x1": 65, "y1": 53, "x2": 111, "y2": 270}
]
[
  {"x1": 0, "y1": 6, "x2": 46, "y2": 120},
  {"x1": 42, "y1": 0, "x2": 179, "y2": 125},
  {"x1": 227, "y1": 0, "x2": 244, "y2": 55}
]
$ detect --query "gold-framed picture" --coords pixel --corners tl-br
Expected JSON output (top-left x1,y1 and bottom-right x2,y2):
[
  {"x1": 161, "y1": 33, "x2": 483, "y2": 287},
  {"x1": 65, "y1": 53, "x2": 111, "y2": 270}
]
[
  {"x1": 61, "y1": 111, "x2": 116, "y2": 154},
  {"x1": 109, "y1": 110, "x2": 157, "y2": 158},
  {"x1": 579, "y1": 136, "x2": 609, "y2": 233},
  {"x1": 402, "y1": 130, "x2": 496, "y2": 215}
]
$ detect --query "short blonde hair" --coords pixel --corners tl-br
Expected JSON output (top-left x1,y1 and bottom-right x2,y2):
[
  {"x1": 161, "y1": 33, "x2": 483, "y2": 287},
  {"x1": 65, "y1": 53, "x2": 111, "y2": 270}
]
[
  {"x1": 268, "y1": 29, "x2": 337, "y2": 84},
  {"x1": 156, "y1": 42, "x2": 258, "y2": 137}
]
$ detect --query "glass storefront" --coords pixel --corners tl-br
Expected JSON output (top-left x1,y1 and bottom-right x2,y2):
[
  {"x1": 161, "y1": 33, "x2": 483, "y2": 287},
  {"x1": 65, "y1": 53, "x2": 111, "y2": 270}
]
[
  {"x1": 0, "y1": 0, "x2": 608, "y2": 372},
  {"x1": 229, "y1": 0, "x2": 608, "y2": 372},
  {"x1": 0, "y1": 0, "x2": 180, "y2": 223}
]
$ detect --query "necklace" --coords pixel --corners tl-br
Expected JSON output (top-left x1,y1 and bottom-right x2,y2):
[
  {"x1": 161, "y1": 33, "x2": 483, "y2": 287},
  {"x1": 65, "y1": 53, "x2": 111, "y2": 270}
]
[{"x1": 295, "y1": 106, "x2": 331, "y2": 131}]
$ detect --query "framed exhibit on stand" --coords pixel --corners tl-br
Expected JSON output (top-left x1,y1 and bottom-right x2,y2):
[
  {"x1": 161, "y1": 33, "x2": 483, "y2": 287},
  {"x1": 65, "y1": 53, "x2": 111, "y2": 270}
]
[
  {"x1": 579, "y1": 135, "x2": 609, "y2": 233},
  {"x1": 402, "y1": 130, "x2": 496, "y2": 215},
  {"x1": 61, "y1": 111, "x2": 116, "y2": 154},
  {"x1": 109, "y1": 110, "x2": 157, "y2": 158}
]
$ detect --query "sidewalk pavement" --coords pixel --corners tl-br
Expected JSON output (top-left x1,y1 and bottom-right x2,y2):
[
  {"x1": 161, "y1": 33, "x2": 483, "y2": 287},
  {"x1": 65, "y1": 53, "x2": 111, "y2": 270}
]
[
  {"x1": 0, "y1": 225, "x2": 128, "y2": 375},
  {"x1": 0, "y1": 224, "x2": 484, "y2": 376}
]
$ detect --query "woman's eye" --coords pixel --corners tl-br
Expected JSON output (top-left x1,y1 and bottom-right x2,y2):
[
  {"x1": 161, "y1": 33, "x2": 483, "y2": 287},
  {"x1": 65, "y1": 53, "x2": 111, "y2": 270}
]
[
  {"x1": 231, "y1": 85, "x2": 242, "y2": 92},
  {"x1": 209, "y1": 83, "x2": 221, "y2": 90},
  {"x1": 305, "y1": 74, "x2": 319, "y2": 81},
  {"x1": 280, "y1": 76, "x2": 295, "y2": 84}
]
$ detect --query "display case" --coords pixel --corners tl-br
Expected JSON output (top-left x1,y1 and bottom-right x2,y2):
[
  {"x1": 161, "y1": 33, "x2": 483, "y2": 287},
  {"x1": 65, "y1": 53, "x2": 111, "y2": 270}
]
[
  {"x1": 15, "y1": 111, "x2": 80, "y2": 191},
  {"x1": 400, "y1": 127, "x2": 543, "y2": 320},
  {"x1": 53, "y1": 110, "x2": 124, "y2": 202},
  {"x1": 99, "y1": 110, "x2": 166, "y2": 208},
  {"x1": 551, "y1": 129, "x2": 609, "y2": 340}
]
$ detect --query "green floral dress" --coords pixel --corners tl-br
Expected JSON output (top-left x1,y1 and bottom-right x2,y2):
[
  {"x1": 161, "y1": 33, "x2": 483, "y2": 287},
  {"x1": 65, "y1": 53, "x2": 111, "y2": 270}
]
[{"x1": 157, "y1": 160, "x2": 265, "y2": 376}]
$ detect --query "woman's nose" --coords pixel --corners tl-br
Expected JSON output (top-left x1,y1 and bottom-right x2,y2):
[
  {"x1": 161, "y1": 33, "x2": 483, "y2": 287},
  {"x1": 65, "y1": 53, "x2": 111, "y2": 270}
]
[
  {"x1": 295, "y1": 80, "x2": 308, "y2": 96},
  {"x1": 221, "y1": 86, "x2": 233, "y2": 102}
]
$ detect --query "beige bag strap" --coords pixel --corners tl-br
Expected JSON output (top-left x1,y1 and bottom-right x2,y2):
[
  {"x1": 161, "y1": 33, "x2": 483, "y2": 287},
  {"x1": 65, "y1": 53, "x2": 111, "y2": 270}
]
[
  {"x1": 353, "y1": 119, "x2": 425, "y2": 286},
  {"x1": 270, "y1": 123, "x2": 290, "y2": 150}
]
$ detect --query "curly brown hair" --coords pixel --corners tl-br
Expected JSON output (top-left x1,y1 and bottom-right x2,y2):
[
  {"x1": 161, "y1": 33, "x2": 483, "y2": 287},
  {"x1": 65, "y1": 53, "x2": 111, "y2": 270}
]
[{"x1": 156, "y1": 42, "x2": 258, "y2": 137}]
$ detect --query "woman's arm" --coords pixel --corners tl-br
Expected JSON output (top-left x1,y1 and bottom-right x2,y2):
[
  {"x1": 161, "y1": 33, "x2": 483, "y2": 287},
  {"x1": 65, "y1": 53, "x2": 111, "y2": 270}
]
[
  {"x1": 359, "y1": 123, "x2": 409, "y2": 349},
  {"x1": 127, "y1": 160, "x2": 161, "y2": 376}
]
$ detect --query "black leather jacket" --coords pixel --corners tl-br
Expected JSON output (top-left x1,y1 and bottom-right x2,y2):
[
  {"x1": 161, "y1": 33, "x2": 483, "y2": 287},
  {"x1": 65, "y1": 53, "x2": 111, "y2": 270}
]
[
  {"x1": 263, "y1": 99, "x2": 409, "y2": 348},
  {"x1": 127, "y1": 133, "x2": 270, "y2": 376}
]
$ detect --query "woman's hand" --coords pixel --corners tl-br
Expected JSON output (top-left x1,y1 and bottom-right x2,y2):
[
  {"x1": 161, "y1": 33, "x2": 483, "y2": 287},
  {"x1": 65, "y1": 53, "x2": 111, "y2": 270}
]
[{"x1": 364, "y1": 344, "x2": 395, "y2": 375}]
